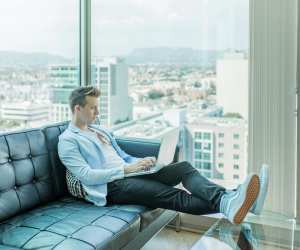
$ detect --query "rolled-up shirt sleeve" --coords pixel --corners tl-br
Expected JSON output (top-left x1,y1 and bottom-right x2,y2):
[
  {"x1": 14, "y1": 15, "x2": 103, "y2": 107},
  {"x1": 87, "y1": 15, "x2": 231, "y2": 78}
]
[{"x1": 58, "y1": 138, "x2": 125, "y2": 185}]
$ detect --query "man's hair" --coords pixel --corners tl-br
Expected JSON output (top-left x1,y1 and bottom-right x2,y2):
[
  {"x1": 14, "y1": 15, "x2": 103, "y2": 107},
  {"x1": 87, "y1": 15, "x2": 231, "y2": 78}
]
[{"x1": 69, "y1": 86, "x2": 100, "y2": 113}]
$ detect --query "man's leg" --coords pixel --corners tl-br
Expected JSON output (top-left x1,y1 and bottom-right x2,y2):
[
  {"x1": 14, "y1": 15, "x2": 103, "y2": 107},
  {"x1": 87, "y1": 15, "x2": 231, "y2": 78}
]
[
  {"x1": 140, "y1": 161, "x2": 225, "y2": 211},
  {"x1": 106, "y1": 177, "x2": 218, "y2": 215},
  {"x1": 140, "y1": 162, "x2": 261, "y2": 224}
]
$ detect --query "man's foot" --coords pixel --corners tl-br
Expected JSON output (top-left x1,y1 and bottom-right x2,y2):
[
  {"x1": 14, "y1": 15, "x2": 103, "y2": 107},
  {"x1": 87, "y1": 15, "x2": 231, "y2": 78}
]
[
  {"x1": 250, "y1": 164, "x2": 269, "y2": 215},
  {"x1": 220, "y1": 174, "x2": 260, "y2": 224}
]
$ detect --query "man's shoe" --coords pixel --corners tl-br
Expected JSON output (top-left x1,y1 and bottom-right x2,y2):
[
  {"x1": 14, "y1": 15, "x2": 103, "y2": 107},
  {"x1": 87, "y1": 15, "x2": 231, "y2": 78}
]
[
  {"x1": 220, "y1": 174, "x2": 260, "y2": 224},
  {"x1": 250, "y1": 164, "x2": 269, "y2": 215}
]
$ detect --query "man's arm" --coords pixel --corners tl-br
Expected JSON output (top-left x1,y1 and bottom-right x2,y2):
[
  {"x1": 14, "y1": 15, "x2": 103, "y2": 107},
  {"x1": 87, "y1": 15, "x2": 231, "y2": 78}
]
[
  {"x1": 58, "y1": 138, "x2": 125, "y2": 186},
  {"x1": 106, "y1": 129, "x2": 141, "y2": 163},
  {"x1": 109, "y1": 132, "x2": 157, "y2": 165}
]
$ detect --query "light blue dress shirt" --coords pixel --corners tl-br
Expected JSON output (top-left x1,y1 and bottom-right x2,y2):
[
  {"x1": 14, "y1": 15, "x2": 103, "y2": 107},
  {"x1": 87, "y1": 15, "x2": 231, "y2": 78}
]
[{"x1": 58, "y1": 123, "x2": 139, "y2": 206}]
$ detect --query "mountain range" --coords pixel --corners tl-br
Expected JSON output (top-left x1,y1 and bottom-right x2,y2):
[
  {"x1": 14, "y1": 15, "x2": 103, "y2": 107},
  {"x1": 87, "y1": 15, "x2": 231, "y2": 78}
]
[
  {"x1": 0, "y1": 48, "x2": 224, "y2": 68},
  {"x1": 0, "y1": 51, "x2": 71, "y2": 69}
]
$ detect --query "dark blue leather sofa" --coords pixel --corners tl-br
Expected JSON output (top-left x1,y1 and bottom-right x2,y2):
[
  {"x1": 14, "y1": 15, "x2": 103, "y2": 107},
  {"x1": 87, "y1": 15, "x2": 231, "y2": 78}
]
[{"x1": 0, "y1": 122, "x2": 178, "y2": 250}]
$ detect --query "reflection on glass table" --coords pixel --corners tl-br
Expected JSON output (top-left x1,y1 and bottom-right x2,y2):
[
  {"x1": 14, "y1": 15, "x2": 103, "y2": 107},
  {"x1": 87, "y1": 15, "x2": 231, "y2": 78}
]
[{"x1": 190, "y1": 218, "x2": 299, "y2": 250}]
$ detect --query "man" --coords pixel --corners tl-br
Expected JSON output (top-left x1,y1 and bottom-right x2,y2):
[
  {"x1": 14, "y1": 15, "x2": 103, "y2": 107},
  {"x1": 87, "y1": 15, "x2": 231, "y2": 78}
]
[{"x1": 58, "y1": 86, "x2": 269, "y2": 225}]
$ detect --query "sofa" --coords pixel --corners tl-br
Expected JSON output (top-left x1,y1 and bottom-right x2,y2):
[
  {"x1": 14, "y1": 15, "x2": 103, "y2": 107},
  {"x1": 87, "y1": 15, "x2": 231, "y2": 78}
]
[{"x1": 0, "y1": 121, "x2": 179, "y2": 250}]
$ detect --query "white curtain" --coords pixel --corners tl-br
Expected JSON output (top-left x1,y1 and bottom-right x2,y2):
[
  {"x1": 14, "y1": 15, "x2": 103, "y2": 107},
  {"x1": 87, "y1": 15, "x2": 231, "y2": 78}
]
[{"x1": 249, "y1": 0, "x2": 297, "y2": 217}]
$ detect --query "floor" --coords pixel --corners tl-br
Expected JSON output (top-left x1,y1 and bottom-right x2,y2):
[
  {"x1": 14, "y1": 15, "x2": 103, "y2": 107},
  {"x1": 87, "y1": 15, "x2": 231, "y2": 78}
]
[
  {"x1": 141, "y1": 227, "x2": 201, "y2": 250},
  {"x1": 141, "y1": 216, "x2": 300, "y2": 250}
]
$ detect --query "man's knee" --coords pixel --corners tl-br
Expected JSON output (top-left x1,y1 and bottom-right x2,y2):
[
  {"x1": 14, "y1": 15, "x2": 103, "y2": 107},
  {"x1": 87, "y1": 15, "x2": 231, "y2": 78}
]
[
  {"x1": 177, "y1": 161, "x2": 197, "y2": 174},
  {"x1": 180, "y1": 161, "x2": 195, "y2": 169},
  {"x1": 180, "y1": 161, "x2": 191, "y2": 167}
]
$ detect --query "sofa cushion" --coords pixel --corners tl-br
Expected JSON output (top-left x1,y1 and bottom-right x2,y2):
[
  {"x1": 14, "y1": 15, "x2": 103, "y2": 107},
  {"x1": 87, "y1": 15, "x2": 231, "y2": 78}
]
[
  {"x1": 0, "y1": 197, "x2": 142, "y2": 250},
  {"x1": 112, "y1": 205, "x2": 165, "y2": 231}
]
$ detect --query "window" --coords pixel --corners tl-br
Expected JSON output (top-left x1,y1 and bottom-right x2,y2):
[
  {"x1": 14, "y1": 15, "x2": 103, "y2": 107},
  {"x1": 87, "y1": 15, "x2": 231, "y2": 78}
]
[
  {"x1": 203, "y1": 153, "x2": 211, "y2": 161},
  {"x1": 0, "y1": 1, "x2": 79, "y2": 132},
  {"x1": 203, "y1": 142, "x2": 211, "y2": 150},
  {"x1": 233, "y1": 164, "x2": 239, "y2": 170},
  {"x1": 233, "y1": 174, "x2": 239, "y2": 179},
  {"x1": 218, "y1": 163, "x2": 224, "y2": 168},
  {"x1": 233, "y1": 134, "x2": 240, "y2": 139},
  {"x1": 217, "y1": 173, "x2": 224, "y2": 180},
  {"x1": 91, "y1": 0, "x2": 249, "y2": 190},
  {"x1": 195, "y1": 152, "x2": 202, "y2": 160},
  {"x1": 100, "y1": 67, "x2": 108, "y2": 72},
  {"x1": 233, "y1": 144, "x2": 240, "y2": 149},
  {"x1": 233, "y1": 154, "x2": 240, "y2": 160},
  {"x1": 195, "y1": 161, "x2": 202, "y2": 168},
  {"x1": 194, "y1": 142, "x2": 202, "y2": 149},
  {"x1": 203, "y1": 162, "x2": 211, "y2": 170},
  {"x1": 203, "y1": 132, "x2": 211, "y2": 140},
  {"x1": 195, "y1": 132, "x2": 202, "y2": 139}
]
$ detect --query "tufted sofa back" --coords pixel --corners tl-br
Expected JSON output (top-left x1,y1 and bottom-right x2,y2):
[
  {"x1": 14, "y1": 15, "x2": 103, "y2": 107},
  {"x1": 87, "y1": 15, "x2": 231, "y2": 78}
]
[
  {"x1": 42, "y1": 122, "x2": 69, "y2": 197},
  {"x1": 0, "y1": 122, "x2": 69, "y2": 222}
]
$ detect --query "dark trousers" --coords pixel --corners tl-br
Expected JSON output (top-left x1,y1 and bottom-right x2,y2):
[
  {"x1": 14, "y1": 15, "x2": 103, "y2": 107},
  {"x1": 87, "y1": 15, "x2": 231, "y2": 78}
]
[{"x1": 106, "y1": 161, "x2": 226, "y2": 215}]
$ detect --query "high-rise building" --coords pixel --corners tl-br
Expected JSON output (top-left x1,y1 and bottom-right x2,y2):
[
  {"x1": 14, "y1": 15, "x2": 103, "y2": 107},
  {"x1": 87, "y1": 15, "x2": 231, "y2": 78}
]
[
  {"x1": 49, "y1": 58, "x2": 133, "y2": 127},
  {"x1": 216, "y1": 52, "x2": 248, "y2": 120},
  {"x1": 184, "y1": 117, "x2": 247, "y2": 187},
  {"x1": 1, "y1": 102, "x2": 49, "y2": 129},
  {"x1": 92, "y1": 57, "x2": 133, "y2": 127},
  {"x1": 48, "y1": 65, "x2": 78, "y2": 123}
]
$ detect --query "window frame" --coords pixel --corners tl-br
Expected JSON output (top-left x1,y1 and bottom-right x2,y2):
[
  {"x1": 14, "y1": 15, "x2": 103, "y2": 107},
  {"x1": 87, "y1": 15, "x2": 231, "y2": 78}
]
[{"x1": 80, "y1": 0, "x2": 91, "y2": 86}]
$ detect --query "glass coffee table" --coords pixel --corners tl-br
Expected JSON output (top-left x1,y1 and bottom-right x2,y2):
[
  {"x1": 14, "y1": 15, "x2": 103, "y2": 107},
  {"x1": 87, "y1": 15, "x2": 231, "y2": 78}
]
[{"x1": 190, "y1": 218, "x2": 299, "y2": 250}]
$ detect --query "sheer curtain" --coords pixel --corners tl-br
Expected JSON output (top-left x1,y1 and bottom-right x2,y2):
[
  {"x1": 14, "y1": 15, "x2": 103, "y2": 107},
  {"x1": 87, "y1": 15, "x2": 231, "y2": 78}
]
[{"x1": 249, "y1": 0, "x2": 297, "y2": 217}]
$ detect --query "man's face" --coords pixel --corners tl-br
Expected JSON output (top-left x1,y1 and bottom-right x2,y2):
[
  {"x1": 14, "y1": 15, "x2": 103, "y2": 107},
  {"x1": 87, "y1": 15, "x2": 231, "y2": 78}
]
[{"x1": 76, "y1": 96, "x2": 99, "y2": 124}]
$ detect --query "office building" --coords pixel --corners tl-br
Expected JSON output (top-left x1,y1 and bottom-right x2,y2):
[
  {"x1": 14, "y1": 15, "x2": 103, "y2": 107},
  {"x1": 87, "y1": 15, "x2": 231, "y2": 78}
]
[
  {"x1": 92, "y1": 57, "x2": 133, "y2": 127},
  {"x1": 185, "y1": 117, "x2": 247, "y2": 187}
]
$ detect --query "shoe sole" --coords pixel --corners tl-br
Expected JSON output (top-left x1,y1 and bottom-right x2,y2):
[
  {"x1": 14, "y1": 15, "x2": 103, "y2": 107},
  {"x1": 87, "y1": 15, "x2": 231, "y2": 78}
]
[
  {"x1": 233, "y1": 175, "x2": 260, "y2": 224},
  {"x1": 252, "y1": 165, "x2": 269, "y2": 215}
]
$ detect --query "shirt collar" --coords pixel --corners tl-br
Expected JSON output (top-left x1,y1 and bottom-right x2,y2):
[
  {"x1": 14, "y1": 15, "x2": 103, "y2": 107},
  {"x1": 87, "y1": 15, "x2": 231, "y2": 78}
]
[
  {"x1": 68, "y1": 123, "x2": 82, "y2": 133},
  {"x1": 68, "y1": 122, "x2": 103, "y2": 134}
]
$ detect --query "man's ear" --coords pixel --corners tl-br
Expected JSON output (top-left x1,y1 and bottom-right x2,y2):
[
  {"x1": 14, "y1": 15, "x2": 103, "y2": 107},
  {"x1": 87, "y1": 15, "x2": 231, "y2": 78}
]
[{"x1": 74, "y1": 104, "x2": 81, "y2": 112}]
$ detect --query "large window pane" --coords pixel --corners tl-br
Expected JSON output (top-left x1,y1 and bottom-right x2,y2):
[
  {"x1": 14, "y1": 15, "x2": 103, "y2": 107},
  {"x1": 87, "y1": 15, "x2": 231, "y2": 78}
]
[
  {"x1": 91, "y1": 0, "x2": 249, "y2": 188},
  {"x1": 0, "y1": 1, "x2": 79, "y2": 132}
]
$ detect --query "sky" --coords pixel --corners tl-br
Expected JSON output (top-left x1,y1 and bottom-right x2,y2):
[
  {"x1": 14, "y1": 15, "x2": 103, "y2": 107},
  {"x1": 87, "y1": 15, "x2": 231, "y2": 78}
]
[{"x1": 0, "y1": 0, "x2": 249, "y2": 59}]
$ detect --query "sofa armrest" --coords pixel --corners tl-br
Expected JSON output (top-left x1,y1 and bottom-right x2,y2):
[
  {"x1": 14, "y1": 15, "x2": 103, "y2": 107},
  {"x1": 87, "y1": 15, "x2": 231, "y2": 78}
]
[{"x1": 116, "y1": 137, "x2": 180, "y2": 163}]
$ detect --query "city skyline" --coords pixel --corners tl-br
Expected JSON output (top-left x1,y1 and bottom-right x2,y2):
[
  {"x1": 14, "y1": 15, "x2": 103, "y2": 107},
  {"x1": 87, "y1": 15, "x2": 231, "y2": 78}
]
[{"x1": 0, "y1": 54, "x2": 249, "y2": 187}]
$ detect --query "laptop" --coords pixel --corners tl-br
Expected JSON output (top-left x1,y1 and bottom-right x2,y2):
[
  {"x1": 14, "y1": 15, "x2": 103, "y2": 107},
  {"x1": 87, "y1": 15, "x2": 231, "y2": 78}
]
[{"x1": 125, "y1": 128, "x2": 180, "y2": 177}]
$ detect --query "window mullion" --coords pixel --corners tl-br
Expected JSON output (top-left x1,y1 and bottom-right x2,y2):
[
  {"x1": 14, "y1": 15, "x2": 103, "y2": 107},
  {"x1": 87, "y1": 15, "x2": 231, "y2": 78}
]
[{"x1": 80, "y1": 0, "x2": 91, "y2": 86}]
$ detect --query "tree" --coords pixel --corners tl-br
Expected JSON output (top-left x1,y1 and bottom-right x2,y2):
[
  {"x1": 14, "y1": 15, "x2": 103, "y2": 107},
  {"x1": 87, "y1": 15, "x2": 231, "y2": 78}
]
[
  {"x1": 114, "y1": 117, "x2": 130, "y2": 125},
  {"x1": 148, "y1": 89, "x2": 165, "y2": 99},
  {"x1": 223, "y1": 112, "x2": 243, "y2": 119}
]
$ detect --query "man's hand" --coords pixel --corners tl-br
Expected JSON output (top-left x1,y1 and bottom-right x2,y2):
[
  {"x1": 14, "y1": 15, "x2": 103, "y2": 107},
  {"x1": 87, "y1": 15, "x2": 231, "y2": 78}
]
[
  {"x1": 138, "y1": 157, "x2": 156, "y2": 167},
  {"x1": 124, "y1": 156, "x2": 157, "y2": 174}
]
